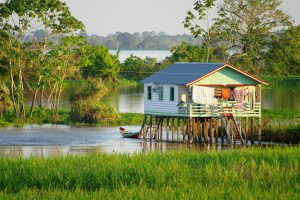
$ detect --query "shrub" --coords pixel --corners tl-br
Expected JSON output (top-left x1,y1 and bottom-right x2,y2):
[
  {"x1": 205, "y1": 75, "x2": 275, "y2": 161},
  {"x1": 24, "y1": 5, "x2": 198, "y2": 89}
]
[{"x1": 70, "y1": 100, "x2": 120, "y2": 124}]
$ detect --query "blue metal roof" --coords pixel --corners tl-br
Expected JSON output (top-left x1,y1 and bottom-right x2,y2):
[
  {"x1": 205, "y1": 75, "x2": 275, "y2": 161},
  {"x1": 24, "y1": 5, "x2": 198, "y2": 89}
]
[{"x1": 140, "y1": 63, "x2": 225, "y2": 84}]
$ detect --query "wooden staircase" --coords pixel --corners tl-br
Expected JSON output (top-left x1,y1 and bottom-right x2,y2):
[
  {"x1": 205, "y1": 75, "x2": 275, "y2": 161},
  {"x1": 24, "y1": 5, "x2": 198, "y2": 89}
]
[{"x1": 221, "y1": 107, "x2": 247, "y2": 145}]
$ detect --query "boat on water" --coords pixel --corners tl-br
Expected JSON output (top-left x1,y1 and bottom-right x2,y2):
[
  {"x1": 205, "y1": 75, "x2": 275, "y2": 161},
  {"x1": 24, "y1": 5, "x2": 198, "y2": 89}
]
[
  {"x1": 120, "y1": 131, "x2": 140, "y2": 139},
  {"x1": 119, "y1": 127, "x2": 141, "y2": 139}
]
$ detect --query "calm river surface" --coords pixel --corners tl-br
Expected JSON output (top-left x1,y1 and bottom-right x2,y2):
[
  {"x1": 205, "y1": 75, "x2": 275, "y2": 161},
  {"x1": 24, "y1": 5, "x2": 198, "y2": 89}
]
[
  {"x1": 0, "y1": 124, "x2": 228, "y2": 158},
  {"x1": 2, "y1": 50, "x2": 300, "y2": 157}
]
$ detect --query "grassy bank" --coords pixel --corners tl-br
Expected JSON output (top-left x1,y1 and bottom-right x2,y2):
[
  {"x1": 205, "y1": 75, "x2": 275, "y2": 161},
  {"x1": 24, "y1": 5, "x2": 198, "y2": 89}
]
[
  {"x1": 262, "y1": 109, "x2": 300, "y2": 119},
  {"x1": 0, "y1": 108, "x2": 144, "y2": 127},
  {"x1": 0, "y1": 147, "x2": 299, "y2": 199}
]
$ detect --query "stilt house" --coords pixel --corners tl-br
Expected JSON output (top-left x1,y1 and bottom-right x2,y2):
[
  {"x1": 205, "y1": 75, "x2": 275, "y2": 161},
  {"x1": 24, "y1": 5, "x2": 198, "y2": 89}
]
[{"x1": 140, "y1": 63, "x2": 268, "y2": 144}]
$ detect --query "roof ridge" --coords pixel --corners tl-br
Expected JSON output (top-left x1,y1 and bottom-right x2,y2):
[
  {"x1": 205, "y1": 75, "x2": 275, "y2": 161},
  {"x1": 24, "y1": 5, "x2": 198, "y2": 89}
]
[{"x1": 174, "y1": 62, "x2": 225, "y2": 64}]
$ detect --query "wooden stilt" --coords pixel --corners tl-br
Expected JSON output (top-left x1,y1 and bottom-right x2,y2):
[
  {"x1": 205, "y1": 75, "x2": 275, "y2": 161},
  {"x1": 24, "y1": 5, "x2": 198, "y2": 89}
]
[
  {"x1": 251, "y1": 117, "x2": 254, "y2": 144},
  {"x1": 245, "y1": 117, "x2": 249, "y2": 144},
  {"x1": 177, "y1": 117, "x2": 180, "y2": 143},
  {"x1": 141, "y1": 114, "x2": 147, "y2": 139},
  {"x1": 258, "y1": 116, "x2": 262, "y2": 144},
  {"x1": 210, "y1": 119, "x2": 215, "y2": 144},
  {"x1": 183, "y1": 118, "x2": 187, "y2": 143},
  {"x1": 166, "y1": 116, "x2": 169, "y2": 142},
  {"x1": 193, "y1": 118, "x2": 197, "y2": 143},
  {"x1": 209, "y1": 119, "x2": 213, "y2": 144},
  {"x1": 155, "y1": 116, "x2": 158, "y2": 142},
  {"x1": 149, "y1": 115, "x2": 153, "y2": 142},
  {"x1": 221, "y1": 117, "x2": 224, "y2": 145},
  {"x1": 172, "y1": 116, "x2": 175, "y2": 142},
  {"x1": 215, "y1": 119, "x2": 218, "y2": 144},
  {"x1": 177, "y1": 117, "x2": 184, "y2": 143},
  {"x1": 160, "y1": 116, "x2": 163, "y2": 141},
  {"x1": 204, "y1": 119, "x2": 208, "y2": 143},
  {"x1": 143, "y1": 115, "x2": 148, "y2": 139},
  {"x1": 199, "y1": 119, "x2": 203, "y2": 143},
  {"x1": 187, "y1": 117, "x2": 192, "y2": 142}
]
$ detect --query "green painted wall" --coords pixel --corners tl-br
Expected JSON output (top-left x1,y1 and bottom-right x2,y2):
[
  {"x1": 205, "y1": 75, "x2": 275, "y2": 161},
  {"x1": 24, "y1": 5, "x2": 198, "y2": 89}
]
[{"x1": 194, "y1": 67, "x2": 259, "y2": 85}]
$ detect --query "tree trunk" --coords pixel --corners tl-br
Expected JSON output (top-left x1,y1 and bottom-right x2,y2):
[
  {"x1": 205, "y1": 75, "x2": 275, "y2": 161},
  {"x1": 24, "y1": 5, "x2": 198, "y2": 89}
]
[
  {"x1": 29, "y1": 89, "x2": 38, "y2": 117},
  {"x1": 10, "y1": 66, "x2": 18, "y2": 120},
  {"x1": 43, "y1": 83, "x2": 57, "y2": 113}
]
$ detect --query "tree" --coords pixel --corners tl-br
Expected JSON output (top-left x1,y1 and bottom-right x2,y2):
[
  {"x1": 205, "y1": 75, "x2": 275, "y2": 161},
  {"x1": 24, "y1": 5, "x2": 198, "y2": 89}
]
[
  {"x1": 184, "y1": 0, "x2": 292, "y2": 73},
  {"x1": 122, "y1": 55, "x2": 156, "y2": 81},
  {"x1": 211, "y1": 0, "x2": 291, "y2": 71},
  {"x1": 264, "y1": 26, "x2": 300, "y2": 75},
  {"x1": 0, "y1": 0, "x2": 84, "y2": 121},
  {"x1": 183, "y1": 0, "x2": 216, "y2": 62},
  {"x1": 45, "y1": 36, "x2": 85, "y2": 117},
  {"x1": 81, "y1": 46, "x2": 120, "y2": 81},
  {"x1": 170, "y1": 42, "x2": 206, "y2": 62}
]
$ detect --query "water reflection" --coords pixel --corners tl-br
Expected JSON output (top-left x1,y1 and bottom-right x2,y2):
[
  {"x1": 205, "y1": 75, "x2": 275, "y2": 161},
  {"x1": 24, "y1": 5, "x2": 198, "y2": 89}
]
[
  {"x1": 103, "y1": 84, "x2": 300, "y2": 112},
  {"x1": 0, "y1": 122, "x2": 287, "y2": 158},
  {"x1": 26, "y1": 82, "x2": 300, "y2": 112},
  {"x1": 0, "y1": 142, "x2": 226, "y2": 158},
  {"x1": 262, "y1": 85, "x2": 300, "y2": 110},
  {"x1": 0, "y1": 140, "x2": 281, "y2": 158},
  {"x1": 103, "y1": 84, "x2": 144, "y2": 113}
]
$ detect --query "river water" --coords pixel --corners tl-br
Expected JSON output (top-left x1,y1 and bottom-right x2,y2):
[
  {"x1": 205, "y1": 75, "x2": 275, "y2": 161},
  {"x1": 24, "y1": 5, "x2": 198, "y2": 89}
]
[{"x1": 0, "y1": 124, "x2": 230, "y2": 158}]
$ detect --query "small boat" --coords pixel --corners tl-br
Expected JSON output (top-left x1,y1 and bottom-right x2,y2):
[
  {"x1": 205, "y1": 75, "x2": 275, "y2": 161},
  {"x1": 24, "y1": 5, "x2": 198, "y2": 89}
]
[{"x1": 120, "y1": 131, "x2": 140, "y2": 139}]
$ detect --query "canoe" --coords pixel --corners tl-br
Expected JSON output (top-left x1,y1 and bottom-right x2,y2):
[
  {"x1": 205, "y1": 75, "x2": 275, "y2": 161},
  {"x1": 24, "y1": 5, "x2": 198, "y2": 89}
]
[{"x1": 120, "y1": 131, "x2": 140, "y2": 139}]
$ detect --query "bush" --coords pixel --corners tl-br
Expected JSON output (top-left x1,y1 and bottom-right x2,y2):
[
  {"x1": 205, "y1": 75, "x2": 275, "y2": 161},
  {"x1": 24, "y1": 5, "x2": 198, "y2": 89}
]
[{"x1": 70, "y1": 100, "x2": 120, "y2": 124}]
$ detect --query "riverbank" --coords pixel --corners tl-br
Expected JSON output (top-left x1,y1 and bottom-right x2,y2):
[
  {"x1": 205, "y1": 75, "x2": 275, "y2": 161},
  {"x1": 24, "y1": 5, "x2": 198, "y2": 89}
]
[
  {"x1": 0, "y1": 109, "x2": 144, "y2": 127},
  {"x1": 0, "y1": 146, "x2": 298, "y2": 199}
]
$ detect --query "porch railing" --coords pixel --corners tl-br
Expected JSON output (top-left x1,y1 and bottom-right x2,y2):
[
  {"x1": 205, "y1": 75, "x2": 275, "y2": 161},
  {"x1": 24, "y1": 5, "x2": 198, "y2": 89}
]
[{"x1": 178, "y1": 102, "x2": 261, "y2": 117}]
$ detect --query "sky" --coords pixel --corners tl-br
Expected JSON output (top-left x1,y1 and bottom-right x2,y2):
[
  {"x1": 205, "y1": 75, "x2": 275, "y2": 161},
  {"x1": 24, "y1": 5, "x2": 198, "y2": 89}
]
[
  {"x1": 1, "y1": 0, "x2": 300, "y2": 36},
  {"x1": 63, "y1": 0, "x2": 300, "y2": 36}
]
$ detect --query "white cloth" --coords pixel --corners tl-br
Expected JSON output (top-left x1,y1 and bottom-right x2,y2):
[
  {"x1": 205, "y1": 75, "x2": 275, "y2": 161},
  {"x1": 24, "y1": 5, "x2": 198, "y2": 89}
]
[{"x1": 192, "y1": 86, "x2": 214, "y2": 105}]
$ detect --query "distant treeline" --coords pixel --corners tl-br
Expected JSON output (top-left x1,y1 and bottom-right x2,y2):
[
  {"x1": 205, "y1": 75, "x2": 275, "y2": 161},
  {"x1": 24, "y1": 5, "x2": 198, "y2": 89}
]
[{"x1": 25, "y1": 30, "x2": 200, "y2": 50}]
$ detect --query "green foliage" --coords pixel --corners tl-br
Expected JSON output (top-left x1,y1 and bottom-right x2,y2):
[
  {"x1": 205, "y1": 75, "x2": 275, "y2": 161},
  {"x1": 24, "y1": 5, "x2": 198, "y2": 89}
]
[
  {"x1": 184, "y1": 0, "x2": 295, "y2": 74},
  {"x1": 213, "y1": 0, "x2": 291, "y2": 69},
  {"x1": 0, "y1": 0, "x2": 84, "y2": 121},
  {"x1": 81, "y1": 45, "x2": 120, "y2": 80},
  {"x1": 183, "y1": 0, "x2": 216, "y2": 38},
  {"x1": 71, "y1": 78, "x2": 109, "y2": 101},
  {"x1": 121, "y1": 55, "x2": 157, "y2": 81},
  {"x1": 264, "y1": 26, "x2": 300, "y2": 75},
  {"x1": 116, "y1": 113, "x2": 144, "y2": 126},
  {"x1": 170, "y1": 42, "x2": 206, "y2": 62},
  {"x1": 69, "y1": 77, "x2": 118, "y2": 124},
  {"x1": 0, "y1": 147, "x2": 299, "y2": 199},
  {"x1": 70, "y1": 100, "x2": 120, "y2": 124}
]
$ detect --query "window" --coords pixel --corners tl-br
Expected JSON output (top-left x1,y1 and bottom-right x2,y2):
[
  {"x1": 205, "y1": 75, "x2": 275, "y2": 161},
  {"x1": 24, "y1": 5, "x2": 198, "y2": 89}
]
[
  {"x1": 170, "y1": 87, "x2": 174, "y2": 101},
  {"x1": 147, "y1": 86, "x2": 152, "y2": 100},
  {"x1": 158, "y1": 87, "x2": 163, "y2": 101}
]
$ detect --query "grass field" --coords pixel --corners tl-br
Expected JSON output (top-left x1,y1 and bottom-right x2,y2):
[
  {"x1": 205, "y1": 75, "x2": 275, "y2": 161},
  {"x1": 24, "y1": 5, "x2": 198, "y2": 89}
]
[{"x1": 0, "y1": 147, "x2": 299, "y2": 199}]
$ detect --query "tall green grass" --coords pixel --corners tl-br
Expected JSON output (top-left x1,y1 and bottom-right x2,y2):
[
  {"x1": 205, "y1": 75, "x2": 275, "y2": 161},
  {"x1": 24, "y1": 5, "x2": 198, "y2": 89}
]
[
  {"x1": 262, "y1": 109, "x2": 300, "y2": 118},
  {"x1": 0, "y1": 147, "x2": 299, "y2": 199}
]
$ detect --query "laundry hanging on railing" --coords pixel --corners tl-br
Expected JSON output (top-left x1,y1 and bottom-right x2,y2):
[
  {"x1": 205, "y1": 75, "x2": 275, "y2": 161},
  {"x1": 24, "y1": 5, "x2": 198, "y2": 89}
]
[
  {"x1": 192, "y1": 86, "x2": 215, "y2": 105},
  {"x1": 222, "y1": 88, "x2": 230, "y2": 100},
  {"x1": 234, "y1": 86, "x2": 256, "y2": 108}
]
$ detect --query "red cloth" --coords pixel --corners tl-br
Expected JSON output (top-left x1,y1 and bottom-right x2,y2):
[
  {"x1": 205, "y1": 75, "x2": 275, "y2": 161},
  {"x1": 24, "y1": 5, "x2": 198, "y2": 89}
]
[{"x1": 222, "y1": 88, "x2": 230, "y2": 100}]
